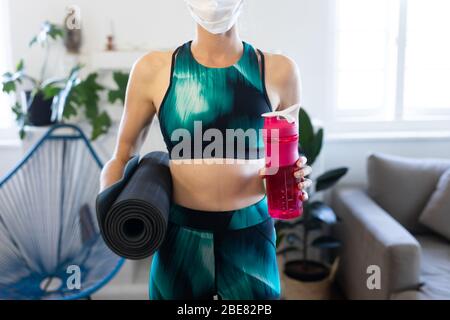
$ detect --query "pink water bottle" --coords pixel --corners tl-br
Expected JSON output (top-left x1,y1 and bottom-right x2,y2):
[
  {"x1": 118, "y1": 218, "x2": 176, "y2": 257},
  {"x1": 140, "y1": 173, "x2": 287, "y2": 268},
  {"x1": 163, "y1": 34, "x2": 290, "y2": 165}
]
[{"x1": 262, "y1": 104, "x2": 303, "y2": 220}]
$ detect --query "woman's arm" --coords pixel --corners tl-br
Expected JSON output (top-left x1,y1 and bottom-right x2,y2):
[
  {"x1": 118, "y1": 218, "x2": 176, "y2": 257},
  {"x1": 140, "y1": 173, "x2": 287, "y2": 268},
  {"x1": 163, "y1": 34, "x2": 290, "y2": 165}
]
[
  {"x1": 262, "y1": 53, "x2": 312, "y2": 198},
  {"x1": 99, "y1": 53, "x2": 164, "y2": 192},
  {"x1": 264, "y1": 53, "x2": 302, "y2": 112}
]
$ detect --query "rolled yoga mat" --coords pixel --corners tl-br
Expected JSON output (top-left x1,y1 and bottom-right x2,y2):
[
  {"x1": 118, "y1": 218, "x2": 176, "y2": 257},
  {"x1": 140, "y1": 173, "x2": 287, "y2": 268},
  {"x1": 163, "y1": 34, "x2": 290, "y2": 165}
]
[{"x1": 96, "y1": 152, "x2": 172, "y2": 260}]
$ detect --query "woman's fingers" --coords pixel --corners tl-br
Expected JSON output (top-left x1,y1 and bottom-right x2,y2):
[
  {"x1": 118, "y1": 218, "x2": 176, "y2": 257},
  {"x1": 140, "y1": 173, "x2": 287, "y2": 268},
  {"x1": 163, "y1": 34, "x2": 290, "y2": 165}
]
[
  {"x1": 294, "y1": 165, "x2": 312, "y2": 178},
  {"x1": 259, "y1": 167, "x2": 266, "y2": 179},
  {"x1": 262, "y1": 156, "x2": 311, "y2": 180},
  {"x1": 298, "y1": 178, "x2": 312, "y2": 190},
  {"x1": 296, "y1": 156, "x2": 308, "y2": 168},
  {"x1": 263, "y1": 165, "x2": 313, "y2": 179},
  {"x1": 300, "y1": 190, "x2": 309, "y2": 201}
]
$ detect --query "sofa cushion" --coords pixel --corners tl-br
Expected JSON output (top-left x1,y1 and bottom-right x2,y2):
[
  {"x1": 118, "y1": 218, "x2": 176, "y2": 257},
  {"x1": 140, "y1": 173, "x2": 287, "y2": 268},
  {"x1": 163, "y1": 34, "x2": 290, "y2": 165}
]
[
  {"x1": 419, "y1": 169, "x2": 450, "y2": 241},
  {"x1": 415, "y1": 234, "x2": 450, "y2": 300},
  {"x1": 367, "y1": 153, "x2": 450, "y2": 233}
]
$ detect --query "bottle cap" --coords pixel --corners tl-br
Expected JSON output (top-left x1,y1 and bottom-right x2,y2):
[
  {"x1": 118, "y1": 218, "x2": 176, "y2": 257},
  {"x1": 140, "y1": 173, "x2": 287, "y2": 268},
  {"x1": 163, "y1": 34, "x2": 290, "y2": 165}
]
[{"x1": 262, "y1": 104, "x2": 300, "y2": 138}]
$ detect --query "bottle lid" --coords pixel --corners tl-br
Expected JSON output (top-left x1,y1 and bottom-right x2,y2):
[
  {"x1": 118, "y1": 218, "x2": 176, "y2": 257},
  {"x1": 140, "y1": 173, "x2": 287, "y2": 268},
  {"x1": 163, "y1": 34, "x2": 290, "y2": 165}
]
[
  {"x1": 262, "y1": 104, "x2": 300, "y2": 138},
  {"x1": 262, "y1": 104, "x2": 300, "y2": 123}
]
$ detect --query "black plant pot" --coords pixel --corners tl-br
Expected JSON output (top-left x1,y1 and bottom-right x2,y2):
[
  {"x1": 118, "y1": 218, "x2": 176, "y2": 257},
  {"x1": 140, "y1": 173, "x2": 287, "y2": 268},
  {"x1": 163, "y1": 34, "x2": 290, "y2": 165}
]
[
  {"x1": 26, "y1": 91, "x2": 55, "y2": 126},
  {"x1": 284, "y1": 260, "x2": 330, "y2": 282}
]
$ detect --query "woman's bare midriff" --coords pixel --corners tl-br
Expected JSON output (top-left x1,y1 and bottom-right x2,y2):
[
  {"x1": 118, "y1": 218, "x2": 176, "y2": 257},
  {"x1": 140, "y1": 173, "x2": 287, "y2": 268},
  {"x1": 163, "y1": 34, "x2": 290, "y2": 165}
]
[
  {"x1": 169, "y1": 158, "x2": 266, "y2": 212},
  {"x1": 149, "y1": 52, "x2": 269, "y2": 212}
]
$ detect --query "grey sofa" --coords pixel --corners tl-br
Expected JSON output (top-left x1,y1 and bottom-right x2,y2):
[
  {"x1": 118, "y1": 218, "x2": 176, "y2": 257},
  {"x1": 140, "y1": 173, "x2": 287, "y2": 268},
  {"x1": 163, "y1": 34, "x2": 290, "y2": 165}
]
[{"x1": 331, "y1": 153, "x2": 450, "y2": 300}]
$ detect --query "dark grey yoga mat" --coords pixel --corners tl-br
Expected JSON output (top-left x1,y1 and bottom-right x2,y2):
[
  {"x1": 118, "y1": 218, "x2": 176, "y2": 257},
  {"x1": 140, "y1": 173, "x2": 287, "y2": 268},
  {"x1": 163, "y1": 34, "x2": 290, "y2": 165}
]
[{"x1": 96, "y1": 152, "x2": 172, "y2": 260}]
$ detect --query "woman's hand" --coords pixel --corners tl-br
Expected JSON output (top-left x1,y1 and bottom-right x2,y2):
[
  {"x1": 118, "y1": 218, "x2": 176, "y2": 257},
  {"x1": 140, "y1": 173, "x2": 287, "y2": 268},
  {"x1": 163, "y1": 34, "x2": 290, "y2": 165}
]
[
  {"x1": 293, "y1": 156, "x2": 312, "y2": 201},
  {"x1": 259, "y1": 155, "x2": 313, "y2": 201}
]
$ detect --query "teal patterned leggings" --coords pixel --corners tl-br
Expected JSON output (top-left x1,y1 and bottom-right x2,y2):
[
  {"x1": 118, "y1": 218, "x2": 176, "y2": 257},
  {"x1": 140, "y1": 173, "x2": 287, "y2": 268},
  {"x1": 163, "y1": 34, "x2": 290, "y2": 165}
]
[{"x1": 149, "y1": 197, "x2": 280, "y2": 300}]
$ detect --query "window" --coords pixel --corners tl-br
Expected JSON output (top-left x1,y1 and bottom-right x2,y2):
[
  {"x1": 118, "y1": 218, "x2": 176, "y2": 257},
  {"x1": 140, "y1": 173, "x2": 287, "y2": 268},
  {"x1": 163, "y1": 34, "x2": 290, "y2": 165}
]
[
  {"x1": 0, "y1": 0, "x2": 13, "y2": 130},
  {"x1": 403, "y1": 0, "x2": 450, "y2": 118},
  {"x1": 335, "y1": 0, "x2": 450, "y2": 122}
]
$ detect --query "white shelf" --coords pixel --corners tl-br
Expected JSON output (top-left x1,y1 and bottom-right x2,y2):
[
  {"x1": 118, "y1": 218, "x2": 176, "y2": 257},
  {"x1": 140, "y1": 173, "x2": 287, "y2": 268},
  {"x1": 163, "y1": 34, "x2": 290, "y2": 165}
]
[{"x1": 86, "y1": 50, "x2": 149, "y2": 71}]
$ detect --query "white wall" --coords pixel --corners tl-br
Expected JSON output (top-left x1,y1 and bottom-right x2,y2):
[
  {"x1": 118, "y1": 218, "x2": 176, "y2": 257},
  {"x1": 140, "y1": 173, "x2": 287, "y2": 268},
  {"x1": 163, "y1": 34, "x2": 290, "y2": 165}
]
[
  {"x1": 7, "y1": 0, "x2": 334, "y2": 119},
  {"x1": 2, "y1": 0, "x2": 450, "y2": 186},
  {"x1": 322, "y1": 137, "x2": 450, "y2": 185}
]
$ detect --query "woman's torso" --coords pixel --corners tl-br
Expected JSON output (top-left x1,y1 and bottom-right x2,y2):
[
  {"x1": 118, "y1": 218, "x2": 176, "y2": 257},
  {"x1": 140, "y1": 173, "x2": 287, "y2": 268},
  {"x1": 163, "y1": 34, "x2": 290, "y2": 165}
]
[{"x1": 152, "y1": 41, "x2": 276, "y2": 211}]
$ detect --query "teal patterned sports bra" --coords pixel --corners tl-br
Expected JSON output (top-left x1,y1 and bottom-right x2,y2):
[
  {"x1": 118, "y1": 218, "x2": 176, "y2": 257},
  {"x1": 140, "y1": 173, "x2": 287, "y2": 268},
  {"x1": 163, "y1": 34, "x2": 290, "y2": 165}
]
[{"x1": 158, "y1": 41, "x2": 272, "y2": 160}]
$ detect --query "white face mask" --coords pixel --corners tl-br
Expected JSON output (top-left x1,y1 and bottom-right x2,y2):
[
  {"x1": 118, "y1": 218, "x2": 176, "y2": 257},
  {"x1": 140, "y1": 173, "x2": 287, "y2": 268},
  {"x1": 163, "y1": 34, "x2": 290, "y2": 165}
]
[{"x1": 185, "y1": 0, "x2": 244, "y2": 34}]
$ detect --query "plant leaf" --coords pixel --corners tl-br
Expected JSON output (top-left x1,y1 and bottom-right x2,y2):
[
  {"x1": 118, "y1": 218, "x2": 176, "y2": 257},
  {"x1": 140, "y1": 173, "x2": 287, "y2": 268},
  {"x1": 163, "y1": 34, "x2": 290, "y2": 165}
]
[
  {"x1": 16, "y1": 59, "x2": 24, "y2": 71},
  {"x1": 41, "y1": 85, "x2": 62, "y2": 99},
  {"x1": 41, "y1": 77, "x2": 66, "y2": 88},
  {"x1": 274, "y1": 218, "x2": 304, "y2": 232},
  {"x1": 298, "y1": 108, "x2": 323, "y2": 167},
  {"x1": 309, "y1": 128, "x2": 323, "y2": 166},
  {"x1": 308, "y1": 201, "x2": 337, "y2": 225},
  {"x1": 276, "y1": 246, "x2": 301, "y2": 255},
  {"x1": 29, "y1": 21, "x2": 64, "y2": 47},
  {"x1": 90, "y1": 111, "x2": 111, "y2": 141},
  {"x1": 311, "y1": 236, "x2": 341, "y2": 249},
  {"x1": 50, "y1": 65, "x2": 82, "y2": 122},
  {"x1": 2, "y1": 71, "x2": 13, "y2": 79},
  {"x1": 64, "y1": 72, "x2": 104, "y2": 122},
  {"x1": 315, "y1": 167, "x2": 349, "y2": 192},
  {"x1": 108, "y1": 71, "x2": 129, "y2": 105},
  {"x1": 284, "y1": 232, "x2": 302, "y2": 245},
  {"x1": 79, "y1": 73, "x2": 104, "y2": 113},
  {"x1": 276, "y1": 232, "x2": 285, "y2": 248},
  {"x1": 2, "y1": 62, "x2": 27, "y2": 94},
  {"x1": 11, "y1": 102, "x2": 27, "y2": 139},
  {"x1": 299, "y1": 107, "x2": 314, "y2": 149},
  {"x1": 62, "y1": 101, "x2": 78, "y2": 119},
  {"x1": 19, "y1": 126, "x2": 26, "y2": 140},
  {"x1": 304, "y1": 217, "x2": 322, "y2": 231},
  {"x1": 29, "y1": 36, "x2": 38, "y2": 47},
  {"x1": 2, "y1": 80, "x2": 16, "y2": 94},
  {"x1": 48, "y1": 26, "x2": 64, "y2": 40},
  {"x1": 11, "y1": 102, "x2": 25, "y2": 122}
]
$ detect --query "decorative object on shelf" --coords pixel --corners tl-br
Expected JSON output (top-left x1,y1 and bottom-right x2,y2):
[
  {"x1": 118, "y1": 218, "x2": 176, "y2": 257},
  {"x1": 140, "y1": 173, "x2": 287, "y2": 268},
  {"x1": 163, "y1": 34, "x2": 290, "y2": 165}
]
[
  {"x1": 276, "y1": 108, "x2": 348, "y2": 284},
  {"x1": 106, "y1": 36, "x2": 116, "y2": 51},
  {"x1": 106, "y1": 20, "x2": 116, "y2": 51},
  {"x1": 1, "y1": 21, "x2": 130, "y2": 140},
  {"x1": 64, "y1": 6, "x2": 82, "y2": 54}
]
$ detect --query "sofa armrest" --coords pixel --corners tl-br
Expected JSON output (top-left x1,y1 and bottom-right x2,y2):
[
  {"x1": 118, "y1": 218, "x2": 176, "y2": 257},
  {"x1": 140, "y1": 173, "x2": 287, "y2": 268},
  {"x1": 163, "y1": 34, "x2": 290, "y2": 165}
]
[{"x1": 331, "y1": 188, "x2": 422, "y2": 300}]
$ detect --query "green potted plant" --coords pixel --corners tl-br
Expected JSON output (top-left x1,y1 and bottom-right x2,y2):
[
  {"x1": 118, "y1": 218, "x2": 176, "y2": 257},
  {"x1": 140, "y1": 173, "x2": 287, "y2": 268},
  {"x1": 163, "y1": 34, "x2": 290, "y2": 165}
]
[
  {"x1": 47, "y1": 68, "x2": 129, "y2": 141},
  {"x1": 2, "y1": 22, "x2": 64, "y2": 131},
  {"x1": 1, "y1": 21, "x2": 130, "y2": 140},
  {"x1": 276, "y1": 108, "x2": 348, "y2": 286}
]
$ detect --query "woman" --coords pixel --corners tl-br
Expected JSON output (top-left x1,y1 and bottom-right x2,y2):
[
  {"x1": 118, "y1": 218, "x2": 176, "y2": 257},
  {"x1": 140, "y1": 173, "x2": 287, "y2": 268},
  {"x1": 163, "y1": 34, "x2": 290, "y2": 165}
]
[{"x1": 100, "y1": 0, "x2": 312, "y2": 300}]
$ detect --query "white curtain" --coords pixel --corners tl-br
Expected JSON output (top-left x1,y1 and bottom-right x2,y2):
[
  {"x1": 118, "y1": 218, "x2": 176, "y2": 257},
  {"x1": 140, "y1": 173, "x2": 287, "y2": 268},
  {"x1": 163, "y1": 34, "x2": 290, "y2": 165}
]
[{"x1": 0, "y1": 0, "x2": 13, "y2": 129}]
